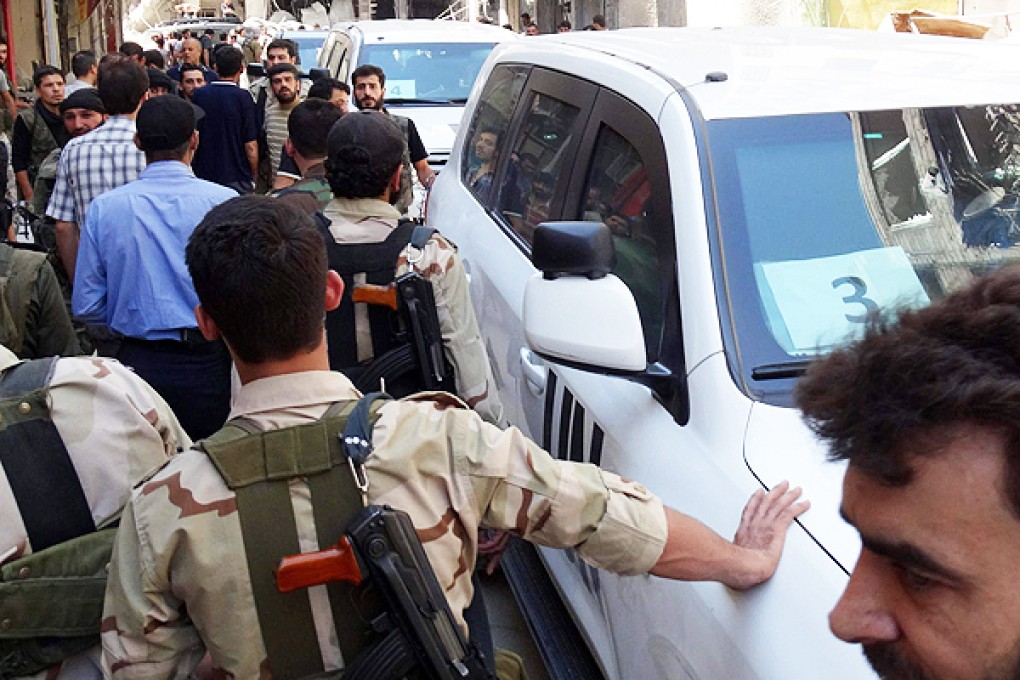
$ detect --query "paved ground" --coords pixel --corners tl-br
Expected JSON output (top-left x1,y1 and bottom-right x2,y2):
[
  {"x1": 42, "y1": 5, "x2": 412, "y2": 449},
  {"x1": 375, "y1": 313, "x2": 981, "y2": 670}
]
[{"x1": 480, "y1": 569, "x2": 552, "y2": 680}]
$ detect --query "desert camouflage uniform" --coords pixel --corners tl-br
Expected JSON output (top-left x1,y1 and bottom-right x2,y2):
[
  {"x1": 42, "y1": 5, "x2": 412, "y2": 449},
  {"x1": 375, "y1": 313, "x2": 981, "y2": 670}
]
[
  {"x1": 321, "y1": 196, "x2": 504, "y2": 424},
  {"x1": 0, "y1": 344, "x2": 188, "y2": 679},
  {"x1": 102, "y1": 370, "x2": 667, "y2": 678}
]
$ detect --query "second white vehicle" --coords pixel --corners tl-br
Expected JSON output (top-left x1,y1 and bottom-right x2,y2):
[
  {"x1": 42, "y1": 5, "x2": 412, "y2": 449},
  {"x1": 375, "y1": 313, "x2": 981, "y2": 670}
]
[{"x1": 317, "y1": 19, "x2": 517, "y2": 172}]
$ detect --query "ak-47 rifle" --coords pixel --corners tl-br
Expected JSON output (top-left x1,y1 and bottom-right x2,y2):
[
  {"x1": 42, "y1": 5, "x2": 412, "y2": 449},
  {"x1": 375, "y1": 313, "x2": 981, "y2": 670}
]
[
  {"x1": 351, "y1": 271, "x2": 453, "y2": 392},
  {"x1": 276, "y1": 504, "x2": 493, "y2": 680}
]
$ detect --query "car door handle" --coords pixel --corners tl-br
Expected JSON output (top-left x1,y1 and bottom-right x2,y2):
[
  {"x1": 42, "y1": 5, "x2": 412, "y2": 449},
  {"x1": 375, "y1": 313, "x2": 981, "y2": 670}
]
[{"x1": 520, "y1": 348, "x2": 547, "y2": 396}]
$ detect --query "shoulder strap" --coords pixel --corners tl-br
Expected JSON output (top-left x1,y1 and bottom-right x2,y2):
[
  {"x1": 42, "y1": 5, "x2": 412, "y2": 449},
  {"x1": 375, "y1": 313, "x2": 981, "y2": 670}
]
[
  {"x1": 0, "y1": 357, "x2": 96, "y2": 552},
  {"x1": 409, "y1": 224, "x2": 437, "y2": 251},
  {"x1": 199, "y1": 393, "x2": 391, "y2": 679},
  {"x1": 323, "y1": 220, "x2": 418, "y2": 373}
]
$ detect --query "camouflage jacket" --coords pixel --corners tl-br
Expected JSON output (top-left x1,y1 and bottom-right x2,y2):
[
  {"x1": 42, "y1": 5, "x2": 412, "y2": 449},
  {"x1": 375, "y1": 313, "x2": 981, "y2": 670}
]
[
  {"x1": 272, "y1": 161, "x2": 331, "y2": 214},
  {"x1": 0, "y1": 345, "x2": 189, "y2": 679},
  {"x1": 321, "y1": 197, "x2": 504, "y2": 425},
  {"x1": 102, "y1": 370, "x2": 667, "y2": 678}
]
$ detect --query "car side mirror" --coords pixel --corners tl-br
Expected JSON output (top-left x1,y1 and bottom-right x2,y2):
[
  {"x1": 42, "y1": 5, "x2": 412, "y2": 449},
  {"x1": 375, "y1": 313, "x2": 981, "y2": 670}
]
[
  {"x1": 309, "y1": 67, "x2": 330, "y2": 81},
  {"x1": 247, "y1": 62, "x2": 265, "y2": 79},
  {"x1": 523, "y1": 222, "x2": 676, "y2": 400}
]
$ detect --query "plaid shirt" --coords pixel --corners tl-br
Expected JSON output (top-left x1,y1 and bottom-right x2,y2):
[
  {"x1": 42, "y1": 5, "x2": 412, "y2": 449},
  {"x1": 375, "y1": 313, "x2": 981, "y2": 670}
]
[{"x1": 46, "y1": 115, "x2": 146, "y2": 224}]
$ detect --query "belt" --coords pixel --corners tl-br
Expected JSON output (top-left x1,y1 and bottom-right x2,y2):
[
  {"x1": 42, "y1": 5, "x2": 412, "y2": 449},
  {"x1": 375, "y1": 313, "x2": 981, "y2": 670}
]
[{"x1": 124, "y1": 329, "x2": 214, "y2": 348}]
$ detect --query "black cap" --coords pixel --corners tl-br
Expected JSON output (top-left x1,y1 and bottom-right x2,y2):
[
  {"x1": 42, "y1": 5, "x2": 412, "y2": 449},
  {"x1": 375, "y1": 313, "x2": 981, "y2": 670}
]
[
  {"x1": 135, "y1": 95, "x2": 204, "y2": 151},
  {"x1": 326, "y1": 110, "x2": 403, "y2": 178},
  {"x1": 146, "y1": 68, "x2": 175, "y2": 92},
  {"x1": 59, "y1": 88, "x2": 106, "y2": 115}
]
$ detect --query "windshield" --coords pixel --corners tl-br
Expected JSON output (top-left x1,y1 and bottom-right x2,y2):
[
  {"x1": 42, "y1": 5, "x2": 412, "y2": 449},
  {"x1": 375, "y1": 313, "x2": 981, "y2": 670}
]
[
  {"x1": 287, "y1": 34, "x2": 328, "y2": 68},
  {"x1": 358, "y1": 42, "x2": 496, "y2": 103},
  {"x1": 708, "y1": 105, "x2": 1020, "y2": 403}
]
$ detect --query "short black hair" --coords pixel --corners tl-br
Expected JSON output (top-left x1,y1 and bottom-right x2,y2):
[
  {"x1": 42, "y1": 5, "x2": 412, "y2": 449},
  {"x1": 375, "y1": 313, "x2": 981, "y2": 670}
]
[
  {"x1": 119, "y1": 41, "x2": 144, "y2": 59},
  {"x1": 214, "y1": 46, "x2": 242, "y2": 77},
  {"x1": 180, "y1": 63, "x2": 205, "y2": 79},
  {"x1": 71, "y1": 50, "x2": 97, "y2": 78},
  {"x1": 351, "y1": 64, "x2": 385, "y2": 87},
  {"x1": 186, "y1": 196, "x2": 327, "y2": 364},
  {"x1": 288, "y1": 99, "x2": 343, "y2": 158},
  {"x1": 97, "y1": 54, "x2": 149, "y2": 115},
  {"x1": 32, "y1": 65, "x2": 63, "y2": 88},
  {"x1": 143, "y1": 49, "x2": 165, "y2": 69},
  {"x1": 204, "y1": 28, "x2": 215, "y2": 35},
  {"x1": 557, "y1": 19, "x2": 572, "y2": 30},
  {"x1": 266, "y1": 38, "x2": 297, "y2": 59},
  {"x1": 308, "y1": 77, "x2": 348, "y2": 101},
  {"x1": 592, "y1": 14, "x2": 606, "y2": 26}
]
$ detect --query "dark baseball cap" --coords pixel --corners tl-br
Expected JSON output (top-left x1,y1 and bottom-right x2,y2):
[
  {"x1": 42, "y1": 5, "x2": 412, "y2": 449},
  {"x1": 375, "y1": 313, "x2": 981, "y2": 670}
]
[
  {"x1": 326, "y1": 110, "x2": 403, "y2": 177},
  {"x1": 59, "y1": 88, "x2": 106, "y2": 115},
  {"x1": 135, "y1": 95, "x2": 204, "y2": 151}
]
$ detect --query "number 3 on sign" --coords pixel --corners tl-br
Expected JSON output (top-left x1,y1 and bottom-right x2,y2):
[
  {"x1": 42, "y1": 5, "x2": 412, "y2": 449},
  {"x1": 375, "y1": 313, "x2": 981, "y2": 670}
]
[{"x1": 832, "y1": 275, "x2": 879, "y2": 323}]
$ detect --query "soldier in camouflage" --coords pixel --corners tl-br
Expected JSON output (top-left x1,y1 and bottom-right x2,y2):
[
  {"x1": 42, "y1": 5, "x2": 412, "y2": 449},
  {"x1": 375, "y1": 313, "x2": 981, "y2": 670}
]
[
  {"x1": 0, "y1": 343, "x2": 187, "y2": 678},
  {"x1": 321, "y1": 109, "x2": 503, "y2": 424},
  {"x1": 101, "y1": 196, "x2": 808, "y2": 678},
  {"x1": 271, "y1": 98, "x2": 340, "y2": 215}
]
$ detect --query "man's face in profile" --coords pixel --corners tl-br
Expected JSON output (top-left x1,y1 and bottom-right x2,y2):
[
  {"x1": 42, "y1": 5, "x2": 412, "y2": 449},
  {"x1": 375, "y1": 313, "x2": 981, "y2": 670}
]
[
  {"x1": 329, "y1": 88, "x2": 349, "y2": 113},
  {"x1": 832, "y1": 424, "x2": 1020, "y2": 680}
]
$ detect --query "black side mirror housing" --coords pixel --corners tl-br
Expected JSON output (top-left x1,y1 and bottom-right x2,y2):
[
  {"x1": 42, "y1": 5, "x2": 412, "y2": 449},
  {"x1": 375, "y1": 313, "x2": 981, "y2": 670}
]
[
  {"x1": 247, "y1": 62, "x2": 265, "y2": 79},
  {"x1": 532, "y1": 221, "x2": 616, "y2": 280},
  {"x1": 309, "y1": 67, "x2": 330, "y2": 81}
]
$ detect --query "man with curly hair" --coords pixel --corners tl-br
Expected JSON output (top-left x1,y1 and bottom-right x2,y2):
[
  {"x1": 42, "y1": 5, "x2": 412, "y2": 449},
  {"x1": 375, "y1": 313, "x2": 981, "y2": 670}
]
[{"x1": 797, "y1": 266, "x2": 1020, "y2": 680}]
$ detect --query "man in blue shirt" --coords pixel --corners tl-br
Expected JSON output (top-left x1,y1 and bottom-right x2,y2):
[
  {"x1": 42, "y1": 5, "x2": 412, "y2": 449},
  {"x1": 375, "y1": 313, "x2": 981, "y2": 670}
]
[
  {"x1": 72, "y1": 95, "x2": 237, "y2": 439},
  {"x1": 191, "y1": 46, "x2": 258, "y2": 193}
]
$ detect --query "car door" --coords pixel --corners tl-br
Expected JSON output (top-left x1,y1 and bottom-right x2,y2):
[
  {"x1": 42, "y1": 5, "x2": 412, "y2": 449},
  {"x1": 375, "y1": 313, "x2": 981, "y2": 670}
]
[
  {"x1": 532, "y1": 87, "x2": 687, "y2": 680},
  {"x1": 448, "y1": 66, "x2": 597, "y2": 434}
]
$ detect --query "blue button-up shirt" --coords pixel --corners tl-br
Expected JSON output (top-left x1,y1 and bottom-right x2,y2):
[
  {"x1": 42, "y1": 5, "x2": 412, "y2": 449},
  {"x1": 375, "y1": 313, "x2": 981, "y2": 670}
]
[{"x1": 72, "y1": 161, "x2": 237, "y2": 340}]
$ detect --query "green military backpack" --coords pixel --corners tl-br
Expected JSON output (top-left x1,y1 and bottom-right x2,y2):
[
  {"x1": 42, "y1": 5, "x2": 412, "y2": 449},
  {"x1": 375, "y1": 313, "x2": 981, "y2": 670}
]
[{"x1": 0, "y1": 357, "x2": 115, "y2": 677}]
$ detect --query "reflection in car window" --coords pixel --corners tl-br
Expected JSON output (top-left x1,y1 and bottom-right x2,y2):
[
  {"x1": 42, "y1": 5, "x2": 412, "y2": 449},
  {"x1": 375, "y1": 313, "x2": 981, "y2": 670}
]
[
  {"x1": 500, "y1": 93, "x2": 580, "y2": 245},
  {"x1": 359, "y1": 43, "x2": 496, "y2": 103},
  {"x1": 577, "y1": 124, "x2": 663, "y2": 348},
  {"x1": 707, "y1": 106, "x2": 1020, "y2": 403},
  {"x1": 461, "y1": 65, "x2": 528, "y2": 205}
]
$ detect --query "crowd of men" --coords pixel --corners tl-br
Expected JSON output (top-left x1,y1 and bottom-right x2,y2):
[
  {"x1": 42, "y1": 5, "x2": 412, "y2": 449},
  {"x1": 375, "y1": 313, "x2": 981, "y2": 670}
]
[{"x1": 0, "y1": 24, "x2": 1017, "y2": 680}]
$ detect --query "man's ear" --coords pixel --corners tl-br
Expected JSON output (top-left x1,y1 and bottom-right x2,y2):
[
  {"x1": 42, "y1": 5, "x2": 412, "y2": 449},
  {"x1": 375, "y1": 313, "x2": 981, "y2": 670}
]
[
  {"x1": 388, "y1": 164, "x2": 402, "y2": 194},
  {"x1": 284, "y1": 138, "x2": 295, "y2": 158},
  {"x1": 325, "y1": 270, "x2": 344, "y2": 312},
  {"x1": 189, "y1": 130, "x2": 199, "y2": 152},
  {"x1": 133, "y1": 133, "x2": 143, "y2": 152},
  {"x1": 194, "y1": 305, "x2": 221, "y2": 341}
]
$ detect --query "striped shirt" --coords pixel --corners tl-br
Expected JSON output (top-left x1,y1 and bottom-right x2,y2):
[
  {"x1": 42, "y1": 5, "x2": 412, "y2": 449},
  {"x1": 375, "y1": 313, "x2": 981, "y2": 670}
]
[
  {"x1": 46, "y1": 116, "x2": 146, "y2": 225},
  {"x1": 264, "y1": 100, "x2": 297, "y2": 184}
]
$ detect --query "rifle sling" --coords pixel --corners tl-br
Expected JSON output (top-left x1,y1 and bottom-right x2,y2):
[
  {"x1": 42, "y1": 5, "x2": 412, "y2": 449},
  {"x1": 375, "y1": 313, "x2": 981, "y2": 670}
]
[{"x1": 0, "y1": 357, "x2": 96, "y2": 552}]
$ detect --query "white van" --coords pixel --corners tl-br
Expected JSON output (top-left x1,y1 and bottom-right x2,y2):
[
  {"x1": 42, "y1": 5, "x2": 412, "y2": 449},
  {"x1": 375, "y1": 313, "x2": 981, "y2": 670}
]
[
  {"x1": 427, "y1": 26, "x2": 1020, "y2": 680},
  {"x1": 317, "y1": 19, "x2": 517, "y2": 171}
]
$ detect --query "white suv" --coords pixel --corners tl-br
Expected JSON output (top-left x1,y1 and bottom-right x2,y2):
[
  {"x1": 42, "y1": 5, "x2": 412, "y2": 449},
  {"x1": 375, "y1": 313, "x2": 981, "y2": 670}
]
[
  {"x1": 427, "y1": 26, "x2": 1020, "y2": 680},
  {"x1": 317, "y1": 19, "x2": 517, "y2": 172}
]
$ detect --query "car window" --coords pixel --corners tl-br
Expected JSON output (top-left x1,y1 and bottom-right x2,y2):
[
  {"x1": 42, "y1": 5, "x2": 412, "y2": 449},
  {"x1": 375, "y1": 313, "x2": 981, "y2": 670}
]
[
  {"x1": 461, "y1": 64, "x2": 529, "y2": 205},
  {"x1": 358, "y1": 43, "x2": 496, "y2": 103},
  {"x1": 576, "y1": 123, "x2": 665, "y2": 352},
  {"x1": 500, "y1": 92, "x2": 581, "y2": 245}
]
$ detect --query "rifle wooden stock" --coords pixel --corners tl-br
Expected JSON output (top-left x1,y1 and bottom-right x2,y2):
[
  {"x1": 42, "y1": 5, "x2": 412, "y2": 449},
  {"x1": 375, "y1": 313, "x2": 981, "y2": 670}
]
[
  {"x1": 275, "y1": 535, "x2": 363, "y2": 593},
  {"x1": 352, "y1": 283, "x2": 399, "y2": 311}
]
